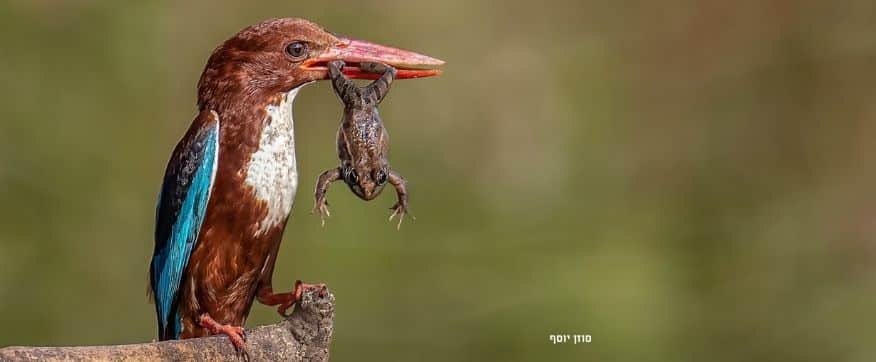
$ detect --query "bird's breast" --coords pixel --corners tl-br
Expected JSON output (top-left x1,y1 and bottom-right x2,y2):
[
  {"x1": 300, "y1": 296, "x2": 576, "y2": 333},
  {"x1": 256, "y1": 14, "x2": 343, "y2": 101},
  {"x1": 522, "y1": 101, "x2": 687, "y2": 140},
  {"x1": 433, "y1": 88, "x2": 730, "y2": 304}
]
[{"x1": 243, "y1": 87, "x2": 302, "y2": 236}]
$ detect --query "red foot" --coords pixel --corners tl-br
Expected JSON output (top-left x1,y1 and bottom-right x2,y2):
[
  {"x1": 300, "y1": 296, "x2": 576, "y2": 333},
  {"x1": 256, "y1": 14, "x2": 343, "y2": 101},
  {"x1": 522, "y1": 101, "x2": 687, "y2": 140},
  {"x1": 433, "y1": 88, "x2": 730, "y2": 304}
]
[
  {"x1": 258, "y1": 280, "x2": 327, "y2": 317},
  {"x1": 280, "y1": 280, "x2": 327, "y2": 317},
  {"x1": 199, "y1": 314, "x2": 246, "y2": 351}
]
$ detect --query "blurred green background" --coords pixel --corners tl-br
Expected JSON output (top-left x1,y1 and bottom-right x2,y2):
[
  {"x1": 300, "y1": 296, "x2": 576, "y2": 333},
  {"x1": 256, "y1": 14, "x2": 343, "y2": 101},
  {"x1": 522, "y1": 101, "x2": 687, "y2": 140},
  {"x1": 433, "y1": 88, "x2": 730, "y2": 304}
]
[{"x1": 1, "y1": 0, "x2": 875, "y2": 361}]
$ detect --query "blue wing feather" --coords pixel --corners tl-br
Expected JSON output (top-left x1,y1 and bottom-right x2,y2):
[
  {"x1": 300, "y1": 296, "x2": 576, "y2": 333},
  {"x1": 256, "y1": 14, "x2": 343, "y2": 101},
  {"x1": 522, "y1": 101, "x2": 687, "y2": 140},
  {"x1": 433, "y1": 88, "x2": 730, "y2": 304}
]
[{"x1": 150, "y1": 111, "x2": 219, "y2": 340}]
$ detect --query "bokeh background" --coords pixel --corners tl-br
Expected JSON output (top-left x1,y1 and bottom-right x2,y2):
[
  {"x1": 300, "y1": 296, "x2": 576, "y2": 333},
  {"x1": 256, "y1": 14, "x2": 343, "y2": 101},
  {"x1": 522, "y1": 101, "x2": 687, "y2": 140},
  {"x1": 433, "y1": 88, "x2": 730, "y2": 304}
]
[{"x1": 2, "y1": 1, "x2": 876, "y2": 361}]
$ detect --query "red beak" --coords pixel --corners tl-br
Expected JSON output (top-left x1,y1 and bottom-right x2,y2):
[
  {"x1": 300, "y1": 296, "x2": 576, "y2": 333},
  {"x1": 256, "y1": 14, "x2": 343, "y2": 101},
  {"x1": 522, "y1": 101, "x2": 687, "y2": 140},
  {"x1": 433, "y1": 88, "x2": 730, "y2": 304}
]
[{"x1": 304, "y1": 36, "x2": 444, "y2": 80}]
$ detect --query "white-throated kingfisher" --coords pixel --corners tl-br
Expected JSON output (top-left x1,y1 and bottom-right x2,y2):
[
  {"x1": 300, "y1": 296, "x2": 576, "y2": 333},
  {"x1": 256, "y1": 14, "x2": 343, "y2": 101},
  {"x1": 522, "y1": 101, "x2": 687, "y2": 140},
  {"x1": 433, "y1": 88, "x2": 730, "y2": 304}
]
[{"x1": 149, "y1": 17, "x2": 443, "y2": 349}]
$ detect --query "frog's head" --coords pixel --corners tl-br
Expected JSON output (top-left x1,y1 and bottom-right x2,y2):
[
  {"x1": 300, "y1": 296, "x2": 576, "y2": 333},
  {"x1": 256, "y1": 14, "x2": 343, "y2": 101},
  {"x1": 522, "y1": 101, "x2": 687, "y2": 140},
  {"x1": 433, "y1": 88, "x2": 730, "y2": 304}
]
[{"x1": 343, "y1": 165, "x2": 388, "y2": 201}]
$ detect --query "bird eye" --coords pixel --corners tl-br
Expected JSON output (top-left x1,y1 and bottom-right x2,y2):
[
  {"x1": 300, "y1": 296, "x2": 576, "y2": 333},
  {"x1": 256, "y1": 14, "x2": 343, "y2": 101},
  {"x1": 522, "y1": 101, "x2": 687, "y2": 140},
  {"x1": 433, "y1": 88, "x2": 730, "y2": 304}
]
[
  {"x1": 285, "y1": 41, "x2": 308, "y2": 59},
  {"x1": 375, "y1": 169, "x2": 387, "y2": 185}
]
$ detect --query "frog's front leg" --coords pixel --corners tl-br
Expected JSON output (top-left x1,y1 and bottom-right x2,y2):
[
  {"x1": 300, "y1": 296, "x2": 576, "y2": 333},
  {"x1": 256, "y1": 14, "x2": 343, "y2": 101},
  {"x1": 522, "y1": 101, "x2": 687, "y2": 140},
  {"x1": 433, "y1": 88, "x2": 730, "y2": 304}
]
[
  {"x1": 386, "y1": 169, "x2": 413, "y2": 230},
  {"x1": 313, "y1": 168, "x2": 341, "y2": 227}
]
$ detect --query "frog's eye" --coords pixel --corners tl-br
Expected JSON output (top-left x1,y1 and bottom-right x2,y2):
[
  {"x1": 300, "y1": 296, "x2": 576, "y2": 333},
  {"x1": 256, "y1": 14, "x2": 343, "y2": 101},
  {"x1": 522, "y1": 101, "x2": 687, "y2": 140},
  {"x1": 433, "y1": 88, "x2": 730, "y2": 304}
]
[
  {"x1": 375, "y1": 169, "x2": 387, "y2": 186},
  {"x1": 344, "y1": 168, "x2": 358, "y2": 185}
]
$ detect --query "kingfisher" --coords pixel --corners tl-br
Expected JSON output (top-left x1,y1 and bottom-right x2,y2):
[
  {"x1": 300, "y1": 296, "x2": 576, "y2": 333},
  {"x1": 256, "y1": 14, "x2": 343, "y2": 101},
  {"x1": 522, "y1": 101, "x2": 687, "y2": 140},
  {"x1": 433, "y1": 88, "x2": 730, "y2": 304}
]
[{"x1": 149, "y1": 17, "x2": 442, "y2": 349}]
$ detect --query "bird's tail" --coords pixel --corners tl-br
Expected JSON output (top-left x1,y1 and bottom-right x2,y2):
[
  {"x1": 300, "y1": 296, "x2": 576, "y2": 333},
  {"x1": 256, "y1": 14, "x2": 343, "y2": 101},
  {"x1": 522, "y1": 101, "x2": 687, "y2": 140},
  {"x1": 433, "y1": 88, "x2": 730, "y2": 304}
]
[{"x1": 156, "y1": 308, "x2": 181, "y2": 341}]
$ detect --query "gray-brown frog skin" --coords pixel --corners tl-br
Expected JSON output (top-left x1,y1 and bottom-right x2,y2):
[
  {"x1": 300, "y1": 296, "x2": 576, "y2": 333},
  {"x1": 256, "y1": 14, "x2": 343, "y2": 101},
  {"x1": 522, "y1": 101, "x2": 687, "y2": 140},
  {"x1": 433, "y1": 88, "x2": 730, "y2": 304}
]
[{"x1": 313, "y1": 60, "x2": 411, "y2": 229}]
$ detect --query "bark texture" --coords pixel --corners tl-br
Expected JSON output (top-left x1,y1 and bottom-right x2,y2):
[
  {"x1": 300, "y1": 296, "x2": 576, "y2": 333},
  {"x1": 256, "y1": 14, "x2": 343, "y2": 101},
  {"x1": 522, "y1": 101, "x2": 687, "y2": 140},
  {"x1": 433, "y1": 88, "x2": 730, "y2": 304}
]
[{"x1": 0, "y1": 288, "x2": 335, "y2": 361}]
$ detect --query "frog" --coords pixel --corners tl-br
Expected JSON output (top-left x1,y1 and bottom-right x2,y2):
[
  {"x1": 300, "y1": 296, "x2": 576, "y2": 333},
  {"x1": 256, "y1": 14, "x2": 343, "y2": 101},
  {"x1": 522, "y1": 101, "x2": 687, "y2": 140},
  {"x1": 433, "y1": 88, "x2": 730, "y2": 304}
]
[{"x1": 313, "y1": 60, "x2": 411, "y2": 229}]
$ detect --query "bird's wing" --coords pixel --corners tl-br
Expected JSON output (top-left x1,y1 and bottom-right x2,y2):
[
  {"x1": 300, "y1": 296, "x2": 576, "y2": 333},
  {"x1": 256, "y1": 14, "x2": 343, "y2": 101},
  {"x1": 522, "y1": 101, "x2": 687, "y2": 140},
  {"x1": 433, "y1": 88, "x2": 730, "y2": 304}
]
[{"x1": 150, "y1": 110, "x2": 220, "y2": 340}]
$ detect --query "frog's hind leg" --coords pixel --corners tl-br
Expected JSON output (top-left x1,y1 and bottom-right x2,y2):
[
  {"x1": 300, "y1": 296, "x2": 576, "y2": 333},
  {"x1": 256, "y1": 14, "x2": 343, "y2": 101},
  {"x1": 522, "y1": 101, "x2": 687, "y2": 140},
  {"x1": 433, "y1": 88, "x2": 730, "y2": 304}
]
[
  {"x1": 360, "y1": 62, "x2": 397, "y2": 105},
  {"x1": 328, "y1": 60, "x2": 360, "y2": 105}
]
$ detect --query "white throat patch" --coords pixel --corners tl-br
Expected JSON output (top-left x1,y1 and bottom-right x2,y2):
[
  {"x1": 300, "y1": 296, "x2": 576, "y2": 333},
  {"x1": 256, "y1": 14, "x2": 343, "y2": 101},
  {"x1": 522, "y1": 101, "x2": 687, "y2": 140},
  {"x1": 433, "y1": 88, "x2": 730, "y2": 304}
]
[{"x1": 245, "y1": 85, "x2": 309, "y2": 235}]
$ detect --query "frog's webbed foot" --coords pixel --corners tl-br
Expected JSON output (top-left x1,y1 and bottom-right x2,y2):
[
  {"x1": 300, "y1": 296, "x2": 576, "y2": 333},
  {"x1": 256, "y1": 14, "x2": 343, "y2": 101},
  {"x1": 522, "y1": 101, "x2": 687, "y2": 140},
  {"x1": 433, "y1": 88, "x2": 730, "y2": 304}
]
[
  {"x1": 386, "y1": 170, "x2": 411, "y2": 230},
  {"x1": 314, "y1": 168, "x2": 342, "y2": 227},
  {"x1": 388, "y1": 200, "x2": 414, "y2": 230},
  {"x1": 312, "y1": 196, "x2": 331, "y2": 227}
]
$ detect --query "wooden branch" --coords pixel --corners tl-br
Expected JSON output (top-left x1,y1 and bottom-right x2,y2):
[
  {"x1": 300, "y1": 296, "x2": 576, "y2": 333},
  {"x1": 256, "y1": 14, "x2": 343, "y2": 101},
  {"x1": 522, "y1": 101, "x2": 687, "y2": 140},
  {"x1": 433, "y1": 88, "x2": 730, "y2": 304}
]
[{"x1": 0, "y1": 287, "x2": 335, "y2": 361}]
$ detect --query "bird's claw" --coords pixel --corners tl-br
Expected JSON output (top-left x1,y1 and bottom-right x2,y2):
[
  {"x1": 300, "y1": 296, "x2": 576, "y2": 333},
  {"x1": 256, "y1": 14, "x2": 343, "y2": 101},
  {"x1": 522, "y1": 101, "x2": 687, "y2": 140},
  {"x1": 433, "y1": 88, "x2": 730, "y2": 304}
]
[
  {"x1": 295, "y1": 279, "x2": 328, "y2": 299},
  {"x1": 199, "y1": 314, "x2": 247, "y2": 352},
  {"x1": 277, "y1": 300, "x2": 294, "y2": 318},
  {"x1": 278, "y1": 280, "x2": 328, "y2": 317}
]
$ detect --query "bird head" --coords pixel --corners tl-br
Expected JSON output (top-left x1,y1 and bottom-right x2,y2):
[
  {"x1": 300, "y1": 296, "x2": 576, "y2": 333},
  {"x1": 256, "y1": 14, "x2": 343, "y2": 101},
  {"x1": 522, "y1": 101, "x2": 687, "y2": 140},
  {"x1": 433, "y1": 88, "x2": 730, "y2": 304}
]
[{"x1": 197, "y1": 18, "x2": 443, "y2": 110}]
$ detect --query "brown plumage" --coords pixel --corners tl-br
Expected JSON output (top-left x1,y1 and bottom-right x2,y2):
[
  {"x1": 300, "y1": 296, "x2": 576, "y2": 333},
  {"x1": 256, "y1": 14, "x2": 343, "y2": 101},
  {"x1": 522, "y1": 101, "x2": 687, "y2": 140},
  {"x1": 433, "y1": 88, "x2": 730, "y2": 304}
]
[{"x1": 149, "y1": 17, "x2": 443, "y2": 350}]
